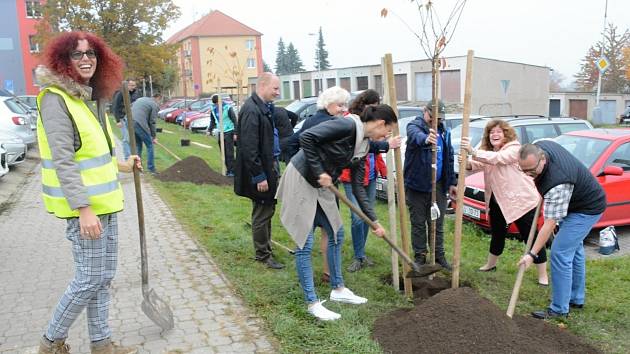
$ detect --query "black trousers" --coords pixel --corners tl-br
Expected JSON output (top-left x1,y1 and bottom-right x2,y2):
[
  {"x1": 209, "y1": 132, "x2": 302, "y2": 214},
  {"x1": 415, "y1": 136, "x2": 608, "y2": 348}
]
[
  {"x1": 217, "y1": 131, "x2": 235, "y2": 174},
  {"x1": 406, "y1": 183, "x2": 447, "y2": 261},
  {"x1": 251, "y1": 200, "x2": 276, "y2": 261},
  {"x1": 489, "y1": 195, "x2": 547, "y2": 264}
]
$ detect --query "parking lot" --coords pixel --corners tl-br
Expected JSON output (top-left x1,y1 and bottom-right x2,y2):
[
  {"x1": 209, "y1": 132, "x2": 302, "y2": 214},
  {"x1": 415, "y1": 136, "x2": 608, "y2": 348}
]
[{"x1": 0, "y1": 146, "x2": 39, "y2": 213}]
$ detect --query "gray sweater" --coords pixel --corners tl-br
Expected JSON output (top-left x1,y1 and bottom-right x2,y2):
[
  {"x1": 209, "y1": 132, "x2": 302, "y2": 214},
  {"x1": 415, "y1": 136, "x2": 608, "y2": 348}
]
[{"x1": 131, "y1": 97, "x2": 158, "y2": 138}]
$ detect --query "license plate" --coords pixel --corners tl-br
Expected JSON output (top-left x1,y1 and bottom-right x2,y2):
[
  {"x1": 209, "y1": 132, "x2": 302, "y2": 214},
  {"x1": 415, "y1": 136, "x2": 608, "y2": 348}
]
[{"x1": 462, "y1": 205, "x2": 481, "y2": 219}]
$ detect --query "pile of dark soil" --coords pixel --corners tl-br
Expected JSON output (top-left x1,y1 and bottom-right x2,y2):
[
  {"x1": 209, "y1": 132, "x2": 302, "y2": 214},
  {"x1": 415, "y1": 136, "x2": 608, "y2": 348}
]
[
  {"x1": 157, "y1": 156, "x2": 232, "y2": 185},
  {"x1": 373, "y1": 286, "x2": 599, "y2": 354}
]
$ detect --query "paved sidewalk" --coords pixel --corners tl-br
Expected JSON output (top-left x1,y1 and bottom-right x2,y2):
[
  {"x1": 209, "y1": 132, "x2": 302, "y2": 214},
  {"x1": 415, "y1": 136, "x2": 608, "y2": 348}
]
[{"x1": 0, "y1": 164, "x2": 276, "y2": 353}]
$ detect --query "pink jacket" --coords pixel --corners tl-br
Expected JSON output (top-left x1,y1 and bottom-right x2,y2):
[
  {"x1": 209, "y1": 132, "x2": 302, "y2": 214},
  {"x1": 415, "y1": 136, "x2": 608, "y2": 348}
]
[{"x1": 469, "y1": 140, "x2": 540, "y2": 224}]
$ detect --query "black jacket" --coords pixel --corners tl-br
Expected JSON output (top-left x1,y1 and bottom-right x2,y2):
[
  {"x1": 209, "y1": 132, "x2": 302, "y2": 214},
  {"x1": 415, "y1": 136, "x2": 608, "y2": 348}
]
[
  {"x1": 234, "y1": 92, "x2": 278, "y2": 203},
  {"x1": 282, "y1": 109, "x2": 335, "y2": 162},
  {"x1": 274, "y1": 107, "x2": 295, "y2": 159},
  {"x1": 111, "y1": 89, "x2": 140, "y2": 122},
  {"x1": 291, "y1": 118, "x2": 377, "y2": 221},
  {"x1": 535, "y1": 140, "x2": 606, "y2": 215}
]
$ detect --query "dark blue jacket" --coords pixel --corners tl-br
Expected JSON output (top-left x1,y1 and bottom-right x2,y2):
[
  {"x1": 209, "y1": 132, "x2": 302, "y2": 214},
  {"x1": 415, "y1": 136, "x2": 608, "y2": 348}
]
[
  {"x1": 282, "y1": 109, "x2": 335, "y2": 161},
  {"x1": 403, "y1": 117, "x2": 456, "y2": 193}
]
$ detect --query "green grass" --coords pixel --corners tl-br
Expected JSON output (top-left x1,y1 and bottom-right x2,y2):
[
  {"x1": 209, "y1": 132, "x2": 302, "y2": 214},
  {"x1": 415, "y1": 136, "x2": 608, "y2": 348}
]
[{"x1": 123, "y1": 118, "x2": 630, "y2": 353}]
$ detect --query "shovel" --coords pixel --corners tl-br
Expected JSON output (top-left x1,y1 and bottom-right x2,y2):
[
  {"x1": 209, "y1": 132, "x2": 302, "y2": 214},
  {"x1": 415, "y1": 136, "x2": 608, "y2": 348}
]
[
  {"x1": 121, "y1": 82, "x2": 175, "y2": 330},
  {"x1": 506, "y1": 200, "x2": 543, "y2": 318},
  {"x1": 328, "y1": 185, "x2": 442, "y2": 278}
]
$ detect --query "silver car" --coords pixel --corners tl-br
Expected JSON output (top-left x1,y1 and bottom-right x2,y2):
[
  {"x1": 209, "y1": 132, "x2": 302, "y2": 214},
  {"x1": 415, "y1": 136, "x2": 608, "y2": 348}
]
[
  {"x1": 0, "y1": 97, "x2": 36, "y2": 145},
  {"x1": 0, "y1": 130, "x2": 27, "y2": 165},
  {"x1": 0, "y1": 145, "x2": 8, "y2": 178}
]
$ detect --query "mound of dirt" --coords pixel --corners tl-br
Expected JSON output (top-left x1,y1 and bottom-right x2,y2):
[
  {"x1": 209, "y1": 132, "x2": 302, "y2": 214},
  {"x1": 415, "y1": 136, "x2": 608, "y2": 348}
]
[
  {"x1": 157, "y1": 156, "x2": 232, "y2": 185},
  {"x1": 373, "y1": 287, "x2": 599, "y2": 354}
]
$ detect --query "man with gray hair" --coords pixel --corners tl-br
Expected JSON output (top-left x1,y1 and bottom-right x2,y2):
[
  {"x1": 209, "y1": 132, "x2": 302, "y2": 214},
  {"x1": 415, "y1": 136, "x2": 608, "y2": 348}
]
[
  {"x1": 517, "y1": 141, "x2": 605, "y2": 319},
  {"x1": 234, "y1": 73, "x2": 284, "y2": 269}
]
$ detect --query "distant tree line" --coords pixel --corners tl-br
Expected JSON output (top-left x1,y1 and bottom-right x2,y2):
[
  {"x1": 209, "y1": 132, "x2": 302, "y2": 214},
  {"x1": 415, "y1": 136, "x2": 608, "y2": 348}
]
[{"x1": 273, "y1": 28, "x2": 331, "y2": 75}]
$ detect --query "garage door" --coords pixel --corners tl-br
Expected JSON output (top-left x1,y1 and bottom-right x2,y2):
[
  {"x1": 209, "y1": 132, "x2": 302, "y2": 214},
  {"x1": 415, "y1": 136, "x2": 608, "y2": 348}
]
[
  {"x1": 440, "y1": 70, "x2": 461, "y2": 103},
  {"x1": 394, "y1": 74, "x2": 407, "y2": 101},
  {"x1": 415, "y1": 72, "x2": 431, "y2": 102},
  {"x1": 600, "y1": 100, "x2": 616, "y2": 124},
  {"x1": 293, "y1": 81, "x2": 300, "y2": 99},
  {"x1": 549, "y1": 99, "x2": 561, "y2": 117},
  {"x1": 339, "y1": 77, "x2": 351, "y2": 91},
  {"x1": 569, "y1": 99, "x2": 587, "y2": 119},
  {"x1": 282, "y1": 81, "x2": 290, "y2": 99}
]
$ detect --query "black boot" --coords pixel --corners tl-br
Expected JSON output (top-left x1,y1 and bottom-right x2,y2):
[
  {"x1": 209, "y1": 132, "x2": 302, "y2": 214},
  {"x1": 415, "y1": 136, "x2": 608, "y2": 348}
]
[{"x1": 436, "y1": 255, "x2": 452, "y2": 271}]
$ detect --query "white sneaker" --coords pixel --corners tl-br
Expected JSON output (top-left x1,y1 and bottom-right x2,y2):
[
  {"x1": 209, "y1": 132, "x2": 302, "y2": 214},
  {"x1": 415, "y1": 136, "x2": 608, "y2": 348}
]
[
  {"x1": 330, "y1": 287, "x2": 368, "y2": 304},
  {"x1": 307, "y1": 300, "x2": 341, "y2": 321}
]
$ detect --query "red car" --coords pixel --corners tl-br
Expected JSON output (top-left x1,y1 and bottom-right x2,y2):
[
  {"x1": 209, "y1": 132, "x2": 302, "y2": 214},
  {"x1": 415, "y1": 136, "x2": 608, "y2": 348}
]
[{"x1": 462, "y1": 128, "x2": 630, "y2": 233}]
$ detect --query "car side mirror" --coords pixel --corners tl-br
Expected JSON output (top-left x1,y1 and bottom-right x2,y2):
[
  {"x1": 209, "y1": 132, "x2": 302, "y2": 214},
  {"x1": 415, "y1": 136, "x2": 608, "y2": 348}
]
[{"x1": 601, "y1": 166, "x2": 623, "y2": 176}]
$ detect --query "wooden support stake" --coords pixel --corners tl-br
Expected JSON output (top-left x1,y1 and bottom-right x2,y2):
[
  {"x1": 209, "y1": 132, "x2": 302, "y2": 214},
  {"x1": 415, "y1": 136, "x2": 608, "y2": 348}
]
[
  {"x1": 452, "y1": 50, "x2": 474, "y2": 288},
  {"x1": 382, "y1": 54, "x2": 412, "y2": 298},
  {"x1": 216, "y1": 79, "x2": 226, "y2": 175}
]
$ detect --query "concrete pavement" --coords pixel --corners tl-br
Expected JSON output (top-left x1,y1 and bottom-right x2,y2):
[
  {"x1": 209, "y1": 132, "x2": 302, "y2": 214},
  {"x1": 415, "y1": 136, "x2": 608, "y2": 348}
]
[{"x1": 0, "y1": 151, "x2": 276, "y2": 353}]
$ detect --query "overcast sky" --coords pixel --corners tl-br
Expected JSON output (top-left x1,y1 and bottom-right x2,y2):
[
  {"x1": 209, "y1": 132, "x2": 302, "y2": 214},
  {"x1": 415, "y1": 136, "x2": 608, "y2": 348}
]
[{"x1": 164, "y1": 0, "x2": 628, "y2": 85}]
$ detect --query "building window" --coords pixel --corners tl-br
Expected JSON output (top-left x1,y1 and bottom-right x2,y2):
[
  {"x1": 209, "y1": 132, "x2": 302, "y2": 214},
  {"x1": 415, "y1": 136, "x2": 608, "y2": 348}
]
[
  {"x1": 28, "y1": 35, "x2": 39, "y2": 52},
  {"x1": 25, "y1": 1, "x2": 42, "y2": 18},
  {"x1": 246, "y1": 39, "x2": 255, "y2": 51},
  {"x1": 247, "y1": 58, "x2": 255, "y2": 69}
]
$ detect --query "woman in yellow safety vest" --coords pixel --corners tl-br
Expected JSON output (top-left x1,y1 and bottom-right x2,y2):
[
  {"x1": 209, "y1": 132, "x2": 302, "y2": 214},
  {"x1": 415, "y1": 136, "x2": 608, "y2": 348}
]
[{"x1": 35, "y1": 31, "x2": 140, "y2": 354}]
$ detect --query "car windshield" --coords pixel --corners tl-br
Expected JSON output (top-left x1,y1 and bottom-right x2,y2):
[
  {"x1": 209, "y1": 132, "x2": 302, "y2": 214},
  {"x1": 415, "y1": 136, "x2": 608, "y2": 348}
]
[
  {"x1": 555, "y1": 135, "x2": 611, "y2": 169},
  {"x1": 285, "y1": 100, "x2": 308, "y2": 113},
  {"x1": 451, "y1": 126, "x2": 484, "y2": 151}
]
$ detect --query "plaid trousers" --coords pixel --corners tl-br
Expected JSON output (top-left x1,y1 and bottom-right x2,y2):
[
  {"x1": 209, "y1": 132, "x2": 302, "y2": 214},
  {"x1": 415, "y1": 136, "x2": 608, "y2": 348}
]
[{"x1": 45, "y1": 213, "x2": 118, "y2": 342}]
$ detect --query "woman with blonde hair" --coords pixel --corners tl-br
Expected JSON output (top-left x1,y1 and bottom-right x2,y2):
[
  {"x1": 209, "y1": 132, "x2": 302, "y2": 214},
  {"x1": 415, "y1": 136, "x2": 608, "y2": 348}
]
[{"x1": 462, "y1": 119, "x2": 548, "y2": 285}]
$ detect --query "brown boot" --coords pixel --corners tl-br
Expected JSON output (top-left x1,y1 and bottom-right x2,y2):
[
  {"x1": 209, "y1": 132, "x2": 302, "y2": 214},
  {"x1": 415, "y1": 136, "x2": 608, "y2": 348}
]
[
  {"x1": 90, "y1": 341, "x2": 138, "y2": 354},
  {"x1": 38, "y1": 337, "x2": 70, "y2": 354}
]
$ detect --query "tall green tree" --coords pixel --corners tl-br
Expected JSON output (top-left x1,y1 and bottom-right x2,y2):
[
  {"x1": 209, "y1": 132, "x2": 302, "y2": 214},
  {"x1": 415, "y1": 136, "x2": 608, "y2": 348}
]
[
  {"x1": 315, "y1": 27, "x2": 330, "y2": 70},
  {"x1": 36, "y1": 0, "x2": 181, "y2": 94},
  {"x1": 574, "y1": 23, "x2": 630, "y2": 93},
  {"x1": 274, "y1": 37, "x2": 288, "y2": 75},
  {"x1": 285, "y1": 42, "x2": 304, "y2": 74},
  {"x1": 263, "y1": 60, "x2": 272, "y2": 73}
]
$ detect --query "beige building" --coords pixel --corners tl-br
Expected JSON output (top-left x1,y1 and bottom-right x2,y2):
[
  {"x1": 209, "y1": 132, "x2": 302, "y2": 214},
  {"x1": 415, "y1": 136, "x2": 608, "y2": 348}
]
[
  {"x1": 251, "y1": 56, "x2": 550, "y2": 116},
  {"x1": 549, "y1": 91, "x2": 630, "y2": 124},
  {"x1": 167, "y1": 10, "x2": 263, "y2": 99}
]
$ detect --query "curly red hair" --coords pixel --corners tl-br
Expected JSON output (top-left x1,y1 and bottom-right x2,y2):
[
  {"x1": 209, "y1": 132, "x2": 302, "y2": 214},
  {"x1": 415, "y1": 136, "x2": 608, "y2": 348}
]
[{"x1": 43, "y1": 31, "x2": 123, "y2": 100}]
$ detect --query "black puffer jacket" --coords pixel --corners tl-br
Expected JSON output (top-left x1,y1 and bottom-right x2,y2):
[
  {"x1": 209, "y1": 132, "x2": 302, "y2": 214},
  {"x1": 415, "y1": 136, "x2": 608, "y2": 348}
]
[
  {"x1": 234, "y1": 93, "x2": 278, "y2": 204},
  {"x1": 291, "y1": 118, "x2": 377, "y2": 221}
]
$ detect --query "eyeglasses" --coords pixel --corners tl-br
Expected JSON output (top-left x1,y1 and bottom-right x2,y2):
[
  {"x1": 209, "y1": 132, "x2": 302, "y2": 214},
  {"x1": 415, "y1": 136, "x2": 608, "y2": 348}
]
[
  {"x1": 520, "y1": 156, "x2": 543, "y2": 175},
  {"x1": 70, "y1": 49, "x2": 96, "y2": 60}
]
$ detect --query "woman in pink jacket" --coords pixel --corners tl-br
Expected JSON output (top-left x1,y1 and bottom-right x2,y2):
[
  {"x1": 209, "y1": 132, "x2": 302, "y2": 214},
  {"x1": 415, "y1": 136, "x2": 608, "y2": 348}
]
[{"x1": 462, "y1": 119, "x2": 548, "y2": 285}]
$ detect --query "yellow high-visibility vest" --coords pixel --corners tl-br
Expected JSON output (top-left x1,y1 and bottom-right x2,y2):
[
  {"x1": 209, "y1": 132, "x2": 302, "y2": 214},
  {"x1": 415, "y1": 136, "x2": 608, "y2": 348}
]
[{"x1": 37, "y1": 86, "x2": 123, "y2": 218}]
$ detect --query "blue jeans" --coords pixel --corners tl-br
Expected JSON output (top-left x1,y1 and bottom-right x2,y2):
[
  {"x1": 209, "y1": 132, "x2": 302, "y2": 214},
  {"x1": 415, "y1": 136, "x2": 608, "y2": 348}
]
[
  {"x1": 119, "y1": 117, "x2": 131, "y2": 160},
  {"x1": 549, "y1": 212, "x2": 602, "y2": 314},
  {"x1": 343, "y1": 179, "x2": 376, "y2": 260},
  {"x1": 134, "y1": 122, "x2": 155, "y2": 173},
  {"x1": 295, "y1": 205, "x2": 345, "y2": 303}
]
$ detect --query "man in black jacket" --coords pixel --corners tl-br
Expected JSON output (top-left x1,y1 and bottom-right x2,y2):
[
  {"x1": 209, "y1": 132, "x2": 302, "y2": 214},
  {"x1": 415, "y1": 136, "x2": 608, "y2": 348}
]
[
  {"x1": 111, "y1": 79, "x2": 140, "y2": 159},
  {"x1": 234, "y1": 73, "x2": 284, "y2": 269},
  {"x1": 518, "y1": 141, "x2": 605, "y2": 319}
]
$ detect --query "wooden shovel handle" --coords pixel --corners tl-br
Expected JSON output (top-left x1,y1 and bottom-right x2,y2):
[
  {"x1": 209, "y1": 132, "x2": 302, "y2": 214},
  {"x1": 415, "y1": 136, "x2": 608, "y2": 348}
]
[
  {"x1": 328, "y1": 184, "x2": 416, "y2": 267},
  {"x1": 506, "y1": 200, "x2": 543, "y2": 318}
]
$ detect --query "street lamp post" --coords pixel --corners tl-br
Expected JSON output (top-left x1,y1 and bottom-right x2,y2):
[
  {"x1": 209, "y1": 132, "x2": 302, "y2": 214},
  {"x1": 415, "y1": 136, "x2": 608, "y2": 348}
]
[
  {"x1": 593, "y1": 0, "x2": 609, "y2": 125},
  {"x1": 308, "y1": 32, "x2": 322, "y2": 94}
]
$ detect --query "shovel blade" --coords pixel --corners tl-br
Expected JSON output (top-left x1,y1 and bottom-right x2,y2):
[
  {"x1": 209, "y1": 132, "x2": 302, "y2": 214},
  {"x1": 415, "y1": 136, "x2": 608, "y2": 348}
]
[
  {"x1": 142, "y1": 288, "x2": 175, "y2": 331},
  {"x1": 405, "y1": 263, "x2": 442, "y2": 278}
]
